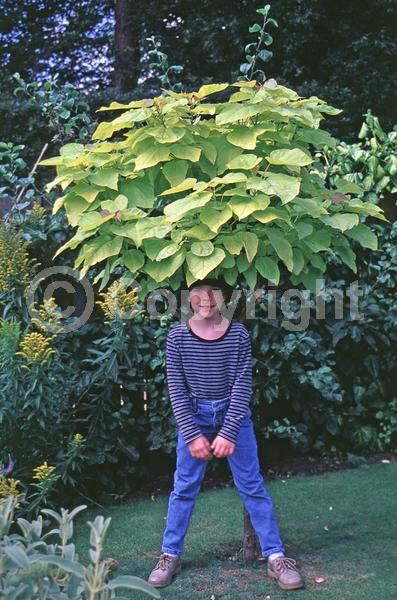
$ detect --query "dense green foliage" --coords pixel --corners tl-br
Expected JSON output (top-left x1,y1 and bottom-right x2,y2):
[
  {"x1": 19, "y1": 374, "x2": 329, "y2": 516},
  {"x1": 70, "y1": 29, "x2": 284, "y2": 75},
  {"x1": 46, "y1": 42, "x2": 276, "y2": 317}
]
[
  {"x1": 40, "y1": 80, "x2": 385, "y2": 297},
  {"x1": 324, "y1": 110, "x2": 397, "y2": 224}
]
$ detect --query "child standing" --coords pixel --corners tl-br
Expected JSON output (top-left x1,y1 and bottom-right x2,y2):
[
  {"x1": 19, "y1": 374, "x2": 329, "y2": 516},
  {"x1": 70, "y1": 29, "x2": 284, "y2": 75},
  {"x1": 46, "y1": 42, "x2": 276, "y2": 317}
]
[{"x1": 148, "y1": 278, "x2": 304, "y2": 591}]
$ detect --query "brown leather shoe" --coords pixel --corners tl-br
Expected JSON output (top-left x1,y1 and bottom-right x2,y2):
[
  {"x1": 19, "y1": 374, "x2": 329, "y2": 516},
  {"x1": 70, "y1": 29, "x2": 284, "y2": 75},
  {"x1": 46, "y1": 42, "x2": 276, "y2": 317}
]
[
  {"x1": 267, "y1": 555, "x2": 305, "y2": 590},
  {"x1": 148, "y1": 553, "x2": 182, "y2": 588}
]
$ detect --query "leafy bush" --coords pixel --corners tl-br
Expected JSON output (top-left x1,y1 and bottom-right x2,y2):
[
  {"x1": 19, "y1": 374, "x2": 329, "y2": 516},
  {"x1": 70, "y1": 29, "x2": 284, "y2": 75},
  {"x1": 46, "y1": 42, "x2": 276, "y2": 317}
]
[
  {"x1": 40, "y1": 79, "x2": 385, "y2": 297},
  {"x1": 323, "y1": 110, "x2": 397, "y2": 206}
]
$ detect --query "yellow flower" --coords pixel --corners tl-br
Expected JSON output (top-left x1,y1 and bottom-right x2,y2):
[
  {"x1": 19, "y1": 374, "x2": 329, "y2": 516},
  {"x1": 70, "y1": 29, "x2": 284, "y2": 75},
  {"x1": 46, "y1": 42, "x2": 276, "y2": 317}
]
[
  {"x1": 0, "y1": 476, "x2": 21, "y2": 498},
  {"x1": 96, "y1": 281, "x2": 142, "y2": 321},
  {"x1": 15, "y1": 331, "x2": 55, "y2": 368},
  {"x1": 30, "y1": 297, "x2": 64, "y2": 336},
  {"x1": 32, "y1": 461, "x2": 56, "y2": 481},
  {"x1": 0, "y1": 222, "x2": 39, "y2": 294}
]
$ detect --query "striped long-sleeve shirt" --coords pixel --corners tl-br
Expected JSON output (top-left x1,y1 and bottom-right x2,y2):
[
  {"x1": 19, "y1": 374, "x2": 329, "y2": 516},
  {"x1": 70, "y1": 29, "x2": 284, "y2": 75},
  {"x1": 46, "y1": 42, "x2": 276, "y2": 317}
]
[{"x1": 165, "y1": 319, "x2": 252, "y2": 445}]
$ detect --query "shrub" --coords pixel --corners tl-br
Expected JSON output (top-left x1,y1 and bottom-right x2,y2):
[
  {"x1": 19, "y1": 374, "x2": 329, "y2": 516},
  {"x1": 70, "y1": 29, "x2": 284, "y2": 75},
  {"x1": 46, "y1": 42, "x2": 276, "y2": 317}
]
[{"x1": 40, "y1": 79, "x2": 385, "y2": 298}]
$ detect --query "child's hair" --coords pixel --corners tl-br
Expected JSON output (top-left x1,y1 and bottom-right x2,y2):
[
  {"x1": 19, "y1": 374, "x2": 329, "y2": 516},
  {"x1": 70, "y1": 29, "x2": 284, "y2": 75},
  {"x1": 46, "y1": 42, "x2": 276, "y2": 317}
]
[{"x1": 187, "y1": 276, "x2": 233, "y2": 303}]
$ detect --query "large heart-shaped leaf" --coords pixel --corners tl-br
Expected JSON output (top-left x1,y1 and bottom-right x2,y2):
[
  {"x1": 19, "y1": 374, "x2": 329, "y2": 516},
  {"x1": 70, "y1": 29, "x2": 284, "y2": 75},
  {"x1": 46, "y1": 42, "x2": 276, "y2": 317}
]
[{"x1": 186, "y1": 247, "x2": 226, "y2": 278}]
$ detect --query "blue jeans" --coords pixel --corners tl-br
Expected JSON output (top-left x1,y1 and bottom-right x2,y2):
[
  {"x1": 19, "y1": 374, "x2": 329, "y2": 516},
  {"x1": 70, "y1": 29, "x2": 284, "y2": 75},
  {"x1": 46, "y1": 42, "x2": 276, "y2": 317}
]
[{"x1": 161, "y1": 397, "x2": 286, "y2": 558}]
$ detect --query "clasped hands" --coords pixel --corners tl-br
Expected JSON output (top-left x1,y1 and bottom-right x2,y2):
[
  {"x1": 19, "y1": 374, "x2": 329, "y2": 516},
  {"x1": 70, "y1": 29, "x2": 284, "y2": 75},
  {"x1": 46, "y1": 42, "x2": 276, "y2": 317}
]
[{"x1": 188, "y1": 434, "x2": 235, "y2": 460}]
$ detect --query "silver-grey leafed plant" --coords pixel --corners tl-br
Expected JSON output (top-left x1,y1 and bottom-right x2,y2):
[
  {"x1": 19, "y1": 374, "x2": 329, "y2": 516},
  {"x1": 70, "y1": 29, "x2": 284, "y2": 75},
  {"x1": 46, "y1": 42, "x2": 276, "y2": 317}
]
[{"x1": 0, "y1": 495, "x2": 160, "y2": 599}]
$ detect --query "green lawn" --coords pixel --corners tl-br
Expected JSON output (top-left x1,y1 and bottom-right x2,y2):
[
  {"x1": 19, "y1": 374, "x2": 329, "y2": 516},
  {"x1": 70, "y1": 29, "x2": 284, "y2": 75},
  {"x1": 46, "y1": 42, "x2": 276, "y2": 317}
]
[{"x1": 74, "y1": 461, "x2": 397, "y2": 599}]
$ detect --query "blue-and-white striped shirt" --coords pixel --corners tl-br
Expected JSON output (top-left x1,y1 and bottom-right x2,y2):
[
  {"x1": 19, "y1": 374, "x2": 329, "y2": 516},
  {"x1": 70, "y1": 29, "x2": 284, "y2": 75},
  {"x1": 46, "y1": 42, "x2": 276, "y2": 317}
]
[{"x1": 165, "y1": 319, "x2": 252, "y2": 445}]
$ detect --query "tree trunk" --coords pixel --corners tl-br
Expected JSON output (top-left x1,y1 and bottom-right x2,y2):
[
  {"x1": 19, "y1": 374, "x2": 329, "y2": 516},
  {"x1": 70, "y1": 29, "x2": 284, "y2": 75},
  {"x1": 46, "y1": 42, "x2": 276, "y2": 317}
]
[
  {"x1": 242, "y1": 507, "x2": 261, "y2": 561},
  {"x1": 112, "y1": 0, "x2": 140, "y2": 91}
]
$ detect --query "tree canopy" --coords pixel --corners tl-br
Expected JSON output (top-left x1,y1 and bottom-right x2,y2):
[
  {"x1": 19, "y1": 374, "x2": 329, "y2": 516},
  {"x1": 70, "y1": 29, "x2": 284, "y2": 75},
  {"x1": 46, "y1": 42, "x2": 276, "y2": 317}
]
[{"x1": 40, "y1": 79, "x2": 385, "y2": 299}]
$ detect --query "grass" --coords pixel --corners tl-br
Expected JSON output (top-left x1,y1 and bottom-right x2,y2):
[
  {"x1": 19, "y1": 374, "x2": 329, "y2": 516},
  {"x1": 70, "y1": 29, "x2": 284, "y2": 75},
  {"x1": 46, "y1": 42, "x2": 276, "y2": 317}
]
[{"x1": 74, "y1": 461, "x2": 397, "y2": 599}]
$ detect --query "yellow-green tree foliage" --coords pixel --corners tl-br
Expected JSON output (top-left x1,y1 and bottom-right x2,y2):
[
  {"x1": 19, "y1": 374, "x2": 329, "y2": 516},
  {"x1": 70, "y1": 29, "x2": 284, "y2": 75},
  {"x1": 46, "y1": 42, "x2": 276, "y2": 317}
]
[{"x1": 40, "y1": 80, "x2": 386, "y2": 300}]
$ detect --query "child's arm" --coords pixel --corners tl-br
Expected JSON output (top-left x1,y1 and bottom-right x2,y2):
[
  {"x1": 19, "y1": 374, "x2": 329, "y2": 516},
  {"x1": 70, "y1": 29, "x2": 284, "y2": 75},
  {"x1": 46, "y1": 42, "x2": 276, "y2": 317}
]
[
  {"x1": 216, "y1": 328, "x2": 252, "y2": 444},
  {"x1": 166, "y1": 329, "x2": 203, "y2": 445}
]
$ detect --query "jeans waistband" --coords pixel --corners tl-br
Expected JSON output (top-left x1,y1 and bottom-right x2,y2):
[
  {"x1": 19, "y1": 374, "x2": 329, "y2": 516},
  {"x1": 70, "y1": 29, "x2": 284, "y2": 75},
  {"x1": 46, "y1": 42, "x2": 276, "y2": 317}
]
[{"x1": 189, "y1": 391, "x2": 230, "y2": 409}]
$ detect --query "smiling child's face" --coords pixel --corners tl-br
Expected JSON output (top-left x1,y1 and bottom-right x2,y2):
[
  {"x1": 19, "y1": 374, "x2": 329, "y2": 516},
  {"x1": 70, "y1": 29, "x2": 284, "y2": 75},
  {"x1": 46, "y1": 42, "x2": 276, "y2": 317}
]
[{"x1": 188, "y1": 284, "x2": 225, "y2": 317}]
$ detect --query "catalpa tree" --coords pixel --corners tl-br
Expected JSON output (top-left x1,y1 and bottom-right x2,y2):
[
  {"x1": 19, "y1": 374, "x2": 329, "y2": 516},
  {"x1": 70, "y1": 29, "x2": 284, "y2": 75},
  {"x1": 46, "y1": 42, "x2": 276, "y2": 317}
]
[{"x1": 40, "y1": 79, "x2": 386, "y2": 301}]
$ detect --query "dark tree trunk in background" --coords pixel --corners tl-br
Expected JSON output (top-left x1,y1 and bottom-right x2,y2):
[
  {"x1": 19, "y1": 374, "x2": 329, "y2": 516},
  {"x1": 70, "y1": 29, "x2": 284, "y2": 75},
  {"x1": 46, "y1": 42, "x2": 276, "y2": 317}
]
[{"x1": 113, "y1": 0, "x2": 140, "y2": 91}]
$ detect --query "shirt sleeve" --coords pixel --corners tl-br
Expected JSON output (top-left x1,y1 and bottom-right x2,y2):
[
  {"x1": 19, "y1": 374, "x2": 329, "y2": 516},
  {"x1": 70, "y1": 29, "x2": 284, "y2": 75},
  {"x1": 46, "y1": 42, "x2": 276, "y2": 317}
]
[
  {"x1": 166, "y1": 329, "x2": 203, "y2": 445},
  {"x1": 217, "y1": 329, "x2": 252, "y2": 443}
]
